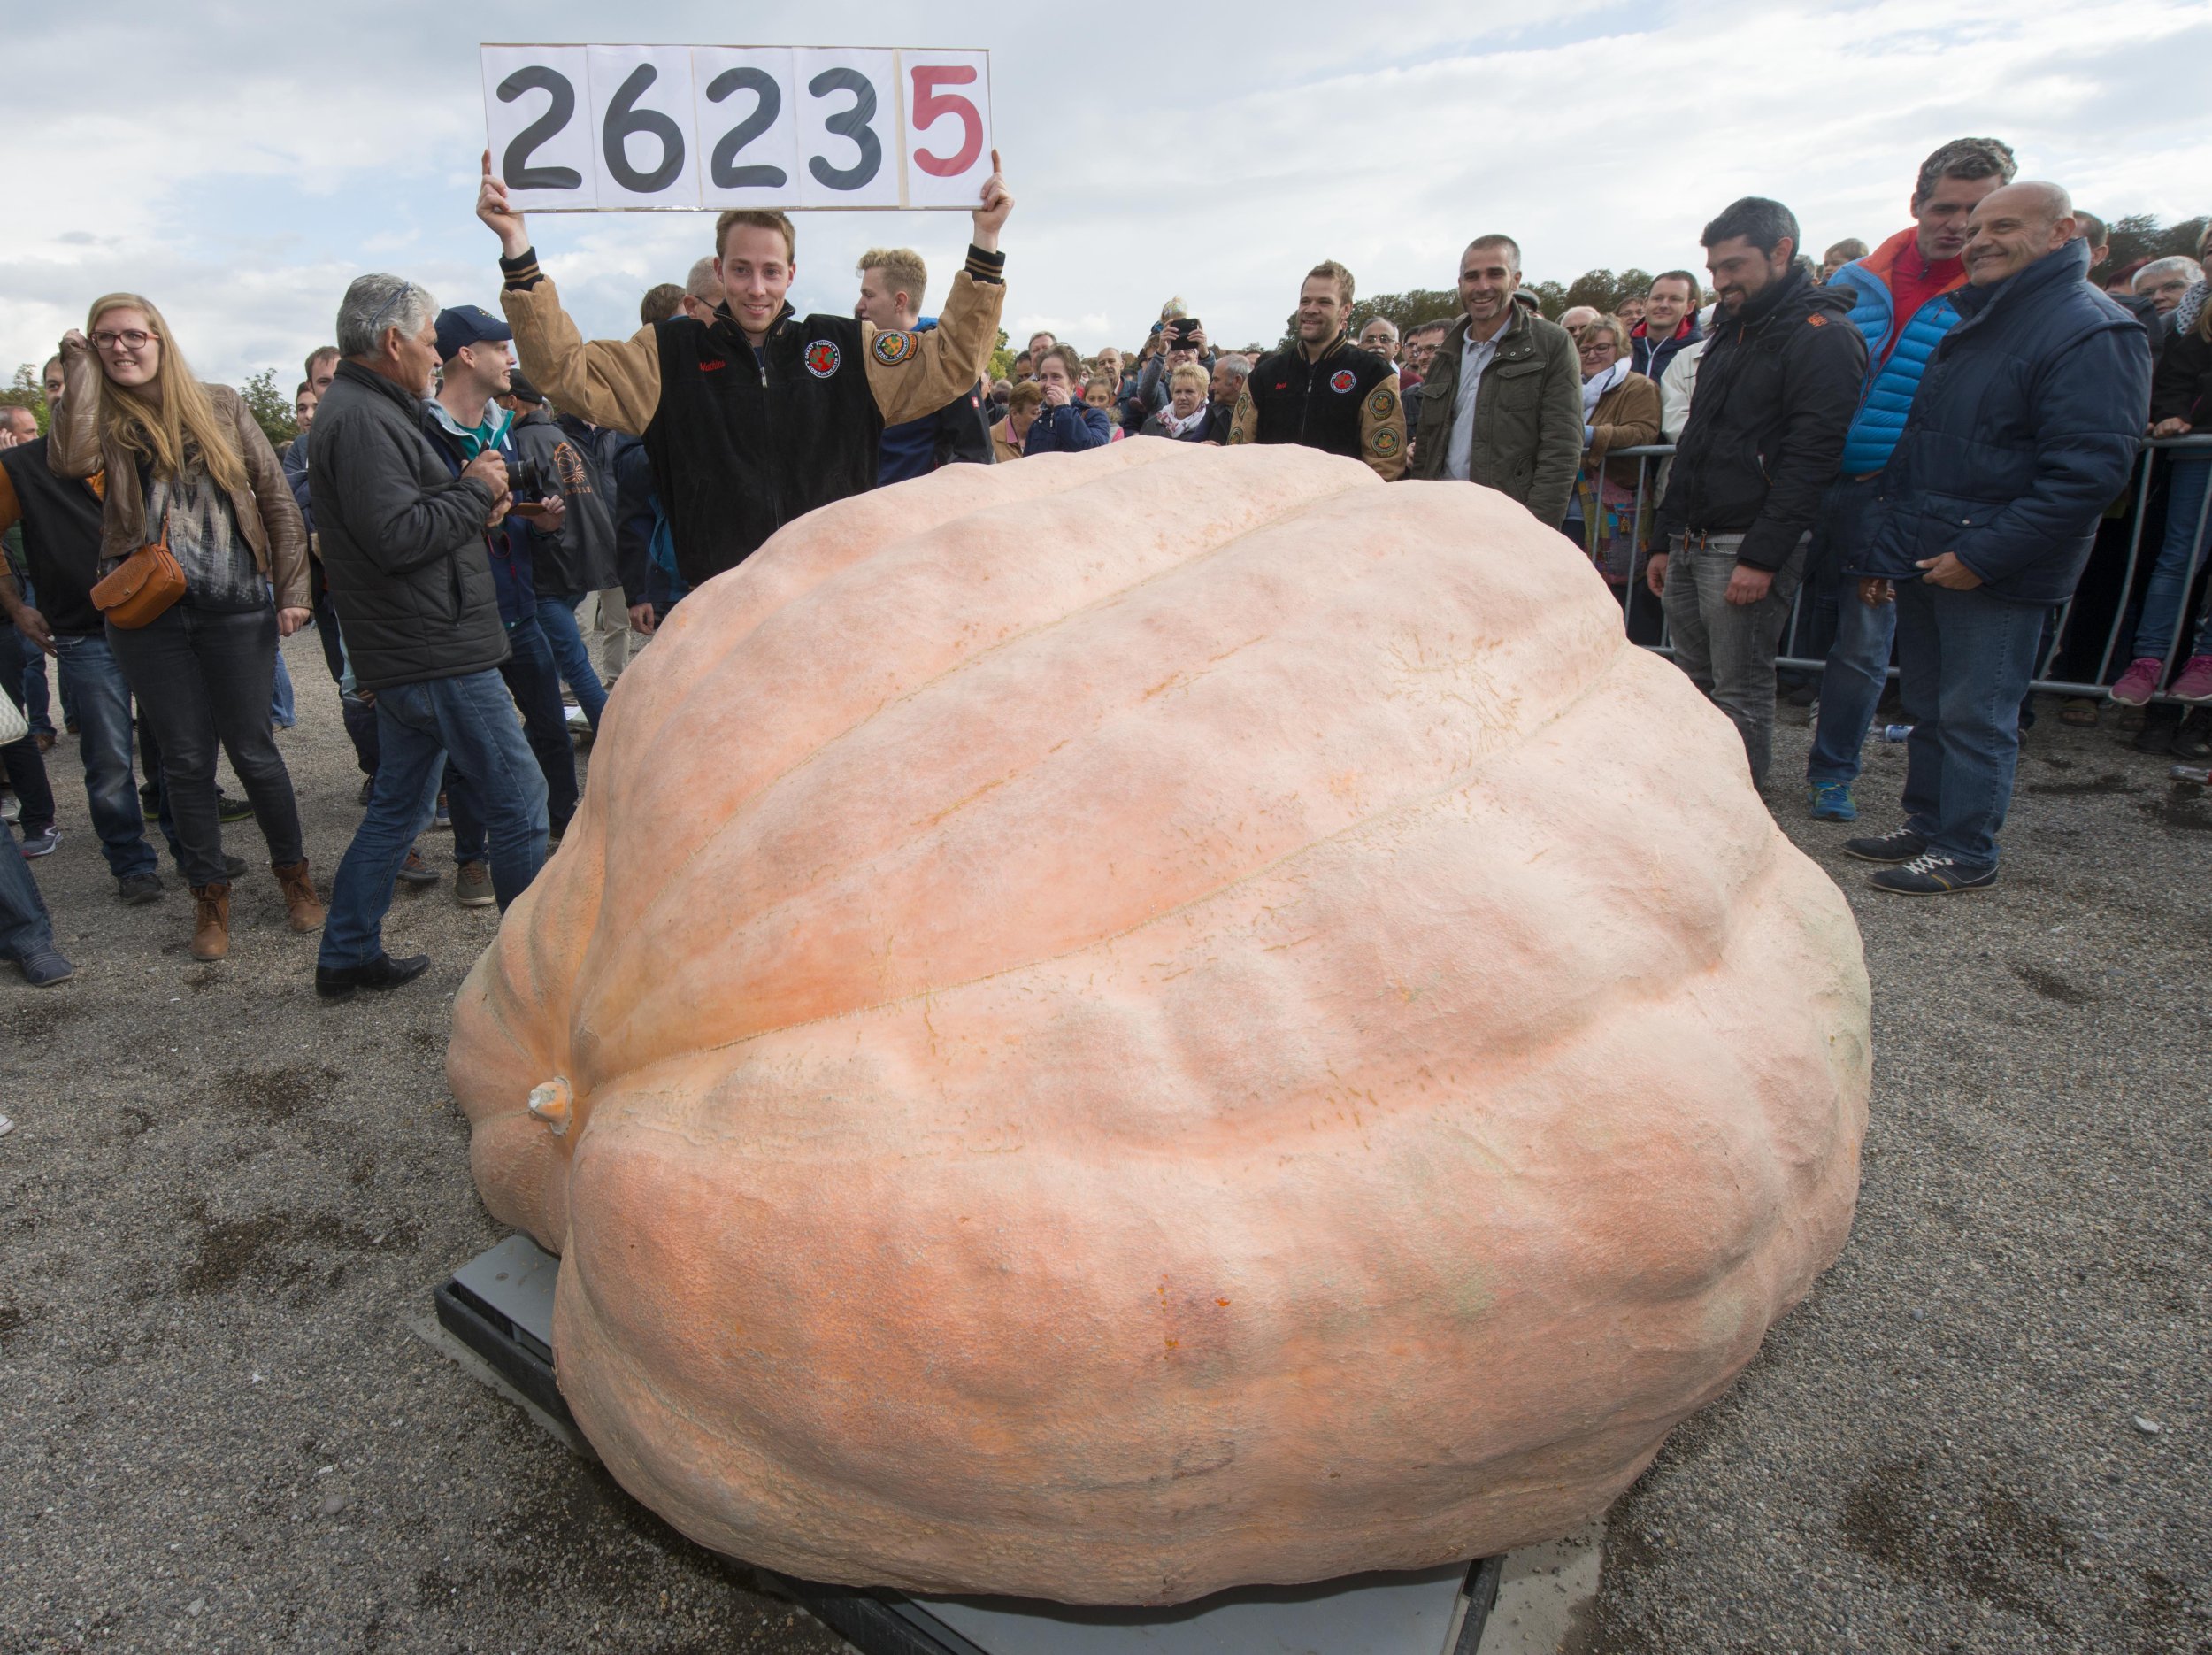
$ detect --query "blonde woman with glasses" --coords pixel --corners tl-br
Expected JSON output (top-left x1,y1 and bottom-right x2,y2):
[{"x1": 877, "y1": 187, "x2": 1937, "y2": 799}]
[{"x1": 50, "y1": 295, "x2": 322, "y2": 963}]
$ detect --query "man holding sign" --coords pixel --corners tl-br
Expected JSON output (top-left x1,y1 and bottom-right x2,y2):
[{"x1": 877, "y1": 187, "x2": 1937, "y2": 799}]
[{"x1": 476, "y1": 149, "x2": 1012, "y2": 597}]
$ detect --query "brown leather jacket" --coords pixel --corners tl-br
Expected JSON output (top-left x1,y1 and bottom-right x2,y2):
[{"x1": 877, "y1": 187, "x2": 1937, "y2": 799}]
[{"x1": 50, "y1": 349, "x2": 311, "y2": 611}]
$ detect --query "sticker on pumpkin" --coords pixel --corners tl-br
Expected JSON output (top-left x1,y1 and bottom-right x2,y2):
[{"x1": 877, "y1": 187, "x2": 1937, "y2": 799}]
[{"x1": 805, "y1": 341, "x2": 842, "y2": 379}]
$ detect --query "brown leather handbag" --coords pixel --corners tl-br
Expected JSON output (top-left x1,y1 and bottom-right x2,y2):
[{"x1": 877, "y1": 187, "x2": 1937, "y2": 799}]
[{"x1": 90, "y1": 509, "x2": 185, "y2": 628}]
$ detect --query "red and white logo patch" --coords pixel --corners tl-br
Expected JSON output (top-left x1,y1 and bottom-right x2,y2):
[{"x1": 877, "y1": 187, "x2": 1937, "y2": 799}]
[
  {"x1": 1329, "y1": 369, "x2": 1356, "y2": 393},
  {"x1": 805, "y1": 341, "x2": 842, "y2": 379}
]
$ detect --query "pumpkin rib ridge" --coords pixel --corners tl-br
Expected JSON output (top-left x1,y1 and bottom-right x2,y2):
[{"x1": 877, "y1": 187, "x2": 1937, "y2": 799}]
[
  {"x1": 585, "y1": 633, "x2": 1694, "y2": 1078},
  {"x1": 597, "y1": 464, "x2": 1386, "y2": 928},
  {"x1": 595, "y1": 504, "x2": 1605, "y2": 1037}
]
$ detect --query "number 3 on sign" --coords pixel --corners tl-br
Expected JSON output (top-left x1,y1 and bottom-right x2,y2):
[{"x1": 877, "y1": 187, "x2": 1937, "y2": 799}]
[{"x1": 481, "y1": 43, "x2": 995, "y2": 211}]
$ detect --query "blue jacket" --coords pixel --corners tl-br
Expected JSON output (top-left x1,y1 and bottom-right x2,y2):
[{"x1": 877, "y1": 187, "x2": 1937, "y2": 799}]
[
  {"x1": 1023, "y1": 402, "x2": 1113, "y2": 454},
  {"x1": 1828, "y1": 229, "x2": 1968, "y2": 475},
  {"x1": 1863, "y1": 238, "x2": 2152, "y2": 604}
]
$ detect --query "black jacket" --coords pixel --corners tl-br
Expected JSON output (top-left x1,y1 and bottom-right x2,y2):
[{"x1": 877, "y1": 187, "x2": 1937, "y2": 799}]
[
  {"x1": 648, "y1": 305, "x2": 879, "y2": 589},
  {"x1": 1863, "y1": 238, "x2": 2152, "y2": 604},
  {"x1": 307, "y1": 362, "x2": 507, "y2": 693},
  {"x1": 2150, "y1": 317, "x2": 2211, "y2": 427},
  {"x1": 1656, "y1": 266, "x2": 1865, "y2": 569},
  {"x1": 0, "y1": 440, "x2": 106, "y2": 636},
  {"x1": 512, "y1": 408, "x2": 620, "y2": 598}
]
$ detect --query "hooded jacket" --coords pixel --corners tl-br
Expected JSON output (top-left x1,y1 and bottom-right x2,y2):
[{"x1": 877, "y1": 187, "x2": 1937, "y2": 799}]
[
  {"x1": 1655, "y1": 265, "x2": 1864, "y2": 570},
  {"x1": 306, "y1": 362, "x2": 506, "y2": 692},
  {"x1": 1862, "y1": 237, "x2": 2152, "y2": 604}
]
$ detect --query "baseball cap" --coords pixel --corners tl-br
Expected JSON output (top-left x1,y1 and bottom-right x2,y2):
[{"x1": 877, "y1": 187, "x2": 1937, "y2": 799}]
[
  {"x1": 434, "y1": 305, "x2": 514, "y2": 361},
  {"x1": 504, "y1": 370, "x2": 546, "y2": 405}
]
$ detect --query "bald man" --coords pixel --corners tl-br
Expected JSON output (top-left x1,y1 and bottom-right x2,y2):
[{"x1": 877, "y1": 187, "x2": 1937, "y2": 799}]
[{"x1": 1846, "y1": 181, "x2": 2152, "y2": 895}]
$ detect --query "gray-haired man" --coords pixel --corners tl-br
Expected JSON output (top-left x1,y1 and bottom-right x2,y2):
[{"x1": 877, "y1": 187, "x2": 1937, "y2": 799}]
[{"x1": 309, "y1": 272, "x2": 548, "y2": 1001}]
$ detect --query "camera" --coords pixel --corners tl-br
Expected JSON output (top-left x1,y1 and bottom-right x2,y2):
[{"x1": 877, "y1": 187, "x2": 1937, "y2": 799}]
[{"x1": 507, "y1": 456, "x2": 550, "y2": 502}]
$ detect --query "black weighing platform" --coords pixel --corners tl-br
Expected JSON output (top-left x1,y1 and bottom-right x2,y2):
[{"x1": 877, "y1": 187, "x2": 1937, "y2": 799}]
[{"x1": 432, "y1": 1236, "x2": 1502, "y2": 1654}]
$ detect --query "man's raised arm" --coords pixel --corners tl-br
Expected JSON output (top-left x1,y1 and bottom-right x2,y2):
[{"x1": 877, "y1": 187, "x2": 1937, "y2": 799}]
[
  {"x1": 865, "y1": 152, "x2": 1013, "y2": 428},
  {"x1": 476, "y1": 151, "x2": 663, "y2": 437}
]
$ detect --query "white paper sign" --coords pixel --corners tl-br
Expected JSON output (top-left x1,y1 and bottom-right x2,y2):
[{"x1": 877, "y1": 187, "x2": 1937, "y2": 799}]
[
  {"x1": 899, "y1": 50, "x2": 994, "y2": 210},
  {"x1": 482, "y1": 45, "x2": 597, "y2": 212},
  {"x1": 481, "y1": 44, "x2": 995, "y2": 211},
  {"x1": 585, "y1": 45, "x2": 699, "y2": 209},
  {"x1": 794, "y1": 49, "x2": 901, "y2": 211},
  {"x1": 693, "y1": 47, "x2": 802, "y2": 209}
]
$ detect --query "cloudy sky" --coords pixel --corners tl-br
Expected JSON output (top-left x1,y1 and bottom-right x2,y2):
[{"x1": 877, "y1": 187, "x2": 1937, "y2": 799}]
[{"x1": 5, "y1": 0, "x2": 2207, "y2": 385}]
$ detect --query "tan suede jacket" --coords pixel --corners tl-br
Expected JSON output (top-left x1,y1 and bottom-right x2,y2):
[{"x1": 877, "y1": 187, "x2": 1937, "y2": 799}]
[{"x1": 49, "y1": 348, "x2": 311, "y2": 612}]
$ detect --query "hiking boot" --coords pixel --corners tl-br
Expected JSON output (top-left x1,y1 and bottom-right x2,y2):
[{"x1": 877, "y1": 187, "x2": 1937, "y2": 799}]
[
  {"x1": 315, "y1": 951, "x2": 432, "y2": 1003},
  {"x1": 16, "y1": 944, "x2": 74, "y2": 987},
  {"x1": 396, "y1": 847, "x2": 440, "y2": 888},
  {"x1": 2170, "y1": 655, "x2": 2212, "y2": 704},
  {"x1": 455, "y1": 861, "x2": 495, "y2": 908},
  {"x1": 273, "y1": 859, "x2": 325, "y2": 933},
  {"x1": 189, "y1": 882, "x2": 232, "y2": 961},
  {"x1": 2108, "y1": 657, "x2": 2162, "y2": 706},
  {"x1": 117, "y1": 871, "x2": 164, "y2": 905},
  {"x1": 216, "y1": 790, "x2": 254, "y2": 824},
  {"x1": 1807, "y1": 781, "x2": 1858, "y2": 823},
  {"x1": 17, "y1": 825, "x2": 60, "y2": 859},
  {"x1": 1868, "y1": 852, "x2": 1998, "y2": 896},
  {"x1": 1843, "y1": 827, "x2": 1928, "y2": 864}
]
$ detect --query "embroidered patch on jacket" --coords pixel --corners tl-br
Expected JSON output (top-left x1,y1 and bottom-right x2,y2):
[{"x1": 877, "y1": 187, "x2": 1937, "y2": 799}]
[
  {"x1": 1805, "y1": 315, "x2": 1827, "y2": 327},
  {"x1": 872, "y1": 330, "x2": 918, "y2": 367},
  {"x1": 1367, "y1": 386, "x2": 1396, "y2": 419},
  {"x1": 805, "y1": 341, "x2": 842, "y2": 379},
  {"x1": 1371, "y1": 427, "x2": 1402, "y2": 457},
  {"x1": 1330, "y1": 369, "x2": 1357, "y2": 393}
]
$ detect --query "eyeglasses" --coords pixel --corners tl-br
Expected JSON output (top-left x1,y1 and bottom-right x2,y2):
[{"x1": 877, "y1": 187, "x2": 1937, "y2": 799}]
[
  {"x1": 92, "y1": 329, "x2": 153, "y2": 352},
  {"x1": 1578, "y1": 341, "x2": 1619, "y2": 357}
]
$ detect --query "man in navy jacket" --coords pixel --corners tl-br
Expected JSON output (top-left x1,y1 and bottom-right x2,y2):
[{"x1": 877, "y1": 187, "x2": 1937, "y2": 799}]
[{"x1": 1846, "y1": 183, "x2": 2152, "y2": 895}]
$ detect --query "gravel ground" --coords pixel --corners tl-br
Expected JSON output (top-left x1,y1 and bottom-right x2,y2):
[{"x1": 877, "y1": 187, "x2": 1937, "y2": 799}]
[{"x1": 1, "y1": 633, "x2": 2206, "y2": 1653}]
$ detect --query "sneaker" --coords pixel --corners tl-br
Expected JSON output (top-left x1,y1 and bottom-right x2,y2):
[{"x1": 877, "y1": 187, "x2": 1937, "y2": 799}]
[
  {"x1": 2108, "y1": 657, "x2": 2163, "y2": 706},
  {"x1": 17, "y1": 944, "x2": 75, "y2": 986},
  {"x1": 2058, "y1": 697, "x2": 2101, "y2": 727},
  {"x1": 432, "y1": 792, "x2": 452, "y2": 832},
  {"x1": 2175, "y1": 711, "x2": 2212, "y2": 761},
  {"x1": 116, "y1": 871, "x2": 164, "y2": 904},
  {"x1": 455, "y1": 861, "x2": 495, "y2": 908},
  {"x1": 1868, "y1": 852, "x2": 1998, "y2": 896},
  {"x1": 138, "y1": 781, "x2": 158, "y2": 810},
  {"x1": 216, "y1": 790, "x2": 253, "y2": 824},
  {"x1": 17, "y1": 826, "x2": 60, "y2": 859},
  {"x1": 396, "y1": 848, "x2": 440, "y2": 888},
  {"x1": 1807, "y1": 782, "x2": 1858, "y2": 823},
  {"x1": 1843, "y1": 827, "x2": 1928, "y2": 864},
  {"x1": 0, "y1": 794, "x2": 17, "y2": 824},
  {"x1": 2170, "y1": 655, "x2": 2212, "y2": 704}
]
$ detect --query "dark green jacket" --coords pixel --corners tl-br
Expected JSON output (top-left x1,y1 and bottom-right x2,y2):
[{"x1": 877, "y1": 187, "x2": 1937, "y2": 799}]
[{"x1": 1409, "y1": 307, "x2": 1584, "y2": 527}]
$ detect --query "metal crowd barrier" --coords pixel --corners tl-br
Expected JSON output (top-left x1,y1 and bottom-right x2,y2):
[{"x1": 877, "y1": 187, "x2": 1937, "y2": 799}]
[{"x1": 1600, "y1": 434, "x2": 2212, "y2": 705}]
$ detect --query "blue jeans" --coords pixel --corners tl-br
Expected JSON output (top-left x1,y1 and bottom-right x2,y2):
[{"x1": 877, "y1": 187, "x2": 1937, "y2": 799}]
[
  {"x1": 1803, "y1": 478, "x2": 1897, "y2": 786},
  {"x1": 50, "y1": 632, "x2": 162, "y2": 879},
  {"x1": 0, "y1": 820, "x2": 58, "y2": 963},
  {"x1": 534, "y1": 593, "x2": 606, "y2": 730},
  {"x1": 2131, "y1": 454, "x2": 2212, "y2": 662},
  {"x1": 448, "y1": 617, "x2": 578, "y2": 864},
  {"x1": 271, "y1": 641, "x2": 296, "y2": 727},
  {"x1": 319, "y1": 669, "x2": 548, "y2": 970},
  {"x1": 1894, "y1": 578, "x2": 2047, "y2": 871}
]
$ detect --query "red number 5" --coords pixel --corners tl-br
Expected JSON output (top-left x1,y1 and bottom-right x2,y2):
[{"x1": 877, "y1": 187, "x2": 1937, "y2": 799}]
[{"x1": 910, "y1": 66, "x2": 981, "y2": 177}]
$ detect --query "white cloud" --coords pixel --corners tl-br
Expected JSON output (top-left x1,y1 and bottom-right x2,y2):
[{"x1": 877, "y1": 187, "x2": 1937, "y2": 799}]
[{"x1": 3, "y1": 0, "x2": 2206, "y2": 383}]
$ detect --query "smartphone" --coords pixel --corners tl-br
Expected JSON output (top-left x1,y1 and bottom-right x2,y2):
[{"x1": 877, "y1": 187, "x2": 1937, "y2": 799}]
[{"x1": 1170, "y1": 318, "x2": 1202, "y2": 348}]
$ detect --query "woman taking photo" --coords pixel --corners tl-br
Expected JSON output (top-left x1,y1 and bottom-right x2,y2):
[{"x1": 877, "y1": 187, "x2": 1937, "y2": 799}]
[{"x1": 51, "y1": 294, "x2": 322, "y2": 962}]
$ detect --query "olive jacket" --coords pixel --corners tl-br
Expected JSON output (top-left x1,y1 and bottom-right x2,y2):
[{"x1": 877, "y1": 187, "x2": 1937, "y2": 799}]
[{"x1": 1408, "y1": 306, "x2": 1584, "y2": 527}]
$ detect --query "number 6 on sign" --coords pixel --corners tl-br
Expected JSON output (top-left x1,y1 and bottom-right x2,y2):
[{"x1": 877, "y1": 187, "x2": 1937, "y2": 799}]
[{"x1": 902, "y1": 50, "x2": 993, "y2": 208}]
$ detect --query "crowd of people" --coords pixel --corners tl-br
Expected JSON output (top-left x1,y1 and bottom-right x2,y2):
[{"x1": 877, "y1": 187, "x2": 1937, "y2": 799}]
[{"x1": 2, "y1": 136, "x2": 2207, "y2": 990}]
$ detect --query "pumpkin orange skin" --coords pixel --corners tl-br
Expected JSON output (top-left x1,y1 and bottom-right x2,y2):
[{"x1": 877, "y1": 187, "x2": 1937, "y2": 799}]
[{"x1": 449, "y1": 440, "x2": 1869, "y2": 1605}]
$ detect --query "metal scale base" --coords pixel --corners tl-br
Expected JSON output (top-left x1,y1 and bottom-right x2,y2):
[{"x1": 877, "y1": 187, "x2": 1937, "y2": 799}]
[{"x1": 432, "y1": 1236, "x2": 1502, "y2": 1655}]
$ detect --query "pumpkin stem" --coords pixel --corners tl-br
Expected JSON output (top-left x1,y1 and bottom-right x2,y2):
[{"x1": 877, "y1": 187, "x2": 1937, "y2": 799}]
[{"x1": 527, "y1": 1077, "x2": 574, "y2": 1137}]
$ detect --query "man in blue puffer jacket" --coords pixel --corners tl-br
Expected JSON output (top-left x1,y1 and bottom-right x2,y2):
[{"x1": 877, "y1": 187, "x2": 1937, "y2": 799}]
[
  {"x1": 1843, "y1": 184, "x2": 2151, "y2": 895},
  {"x1": 1803, "y1": 137, "x2": 2016, "y2": 822}
]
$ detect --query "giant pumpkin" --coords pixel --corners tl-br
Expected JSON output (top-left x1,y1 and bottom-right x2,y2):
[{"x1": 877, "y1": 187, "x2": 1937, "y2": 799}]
[{"x1": 449, "y1": 438, "x2": 1868, "y2": 1605}]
